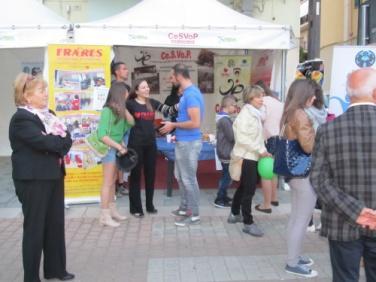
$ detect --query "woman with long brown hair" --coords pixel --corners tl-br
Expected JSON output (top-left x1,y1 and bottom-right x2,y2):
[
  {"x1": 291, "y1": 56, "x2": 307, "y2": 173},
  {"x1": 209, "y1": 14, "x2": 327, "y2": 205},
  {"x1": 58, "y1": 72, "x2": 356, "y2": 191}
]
[
  {"x1": 281, "y1": 79, "x2": 319, "y2": 278},
  {"x1": 98, "y1": 81, "x2": 134, "y2": 227},
  {"x1": 126, "y1": 79, "x2": 177, "y2": 217}
]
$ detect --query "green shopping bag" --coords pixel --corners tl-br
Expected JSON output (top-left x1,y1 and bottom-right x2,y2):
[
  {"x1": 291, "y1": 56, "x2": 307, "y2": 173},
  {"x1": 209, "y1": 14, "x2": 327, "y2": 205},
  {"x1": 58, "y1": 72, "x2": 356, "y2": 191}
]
[{"x1": 85, "y1": 129, "x2": 109, "y2": 158}]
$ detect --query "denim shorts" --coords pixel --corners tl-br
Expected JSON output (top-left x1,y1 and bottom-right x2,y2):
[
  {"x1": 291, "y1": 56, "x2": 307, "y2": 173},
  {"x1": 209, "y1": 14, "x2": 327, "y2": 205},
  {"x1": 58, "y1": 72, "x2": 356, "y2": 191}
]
[{"x1": 101, "y1": 148, "x2": 117, "y2": 164}]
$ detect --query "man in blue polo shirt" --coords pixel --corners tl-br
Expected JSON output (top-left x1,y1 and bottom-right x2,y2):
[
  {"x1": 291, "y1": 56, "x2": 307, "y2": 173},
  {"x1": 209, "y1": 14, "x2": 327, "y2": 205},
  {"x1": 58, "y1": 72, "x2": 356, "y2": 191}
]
[{"x1": 160, "y1": 63, "x2": 205, "y2": 226}]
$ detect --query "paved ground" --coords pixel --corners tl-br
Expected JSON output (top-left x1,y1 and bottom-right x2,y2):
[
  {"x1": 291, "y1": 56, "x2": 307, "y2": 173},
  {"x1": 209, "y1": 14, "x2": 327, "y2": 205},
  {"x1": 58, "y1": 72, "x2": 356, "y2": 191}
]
[{"x1": 0, "y1": 157, "x2": 365, "y2": 282}]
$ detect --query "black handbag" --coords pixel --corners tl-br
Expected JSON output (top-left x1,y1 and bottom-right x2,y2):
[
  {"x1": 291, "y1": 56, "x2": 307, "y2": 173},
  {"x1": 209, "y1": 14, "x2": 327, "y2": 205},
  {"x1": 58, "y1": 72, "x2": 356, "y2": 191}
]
[
  {"x1": 265, "y1": 136, "x2": 278, "y2": 155},
  {"x1": 116, "y1": 148, "x2": 138, "y2": 172},
  {"x1": 273, "y1": 125, "x2": 312, "y2": 178}
]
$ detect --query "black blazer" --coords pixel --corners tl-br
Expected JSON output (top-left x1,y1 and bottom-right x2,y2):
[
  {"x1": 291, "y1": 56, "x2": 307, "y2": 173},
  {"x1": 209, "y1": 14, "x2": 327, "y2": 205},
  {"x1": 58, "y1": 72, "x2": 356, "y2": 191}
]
[{"x1": 9, "y1": 108, "x2": 72, "y2": 180}]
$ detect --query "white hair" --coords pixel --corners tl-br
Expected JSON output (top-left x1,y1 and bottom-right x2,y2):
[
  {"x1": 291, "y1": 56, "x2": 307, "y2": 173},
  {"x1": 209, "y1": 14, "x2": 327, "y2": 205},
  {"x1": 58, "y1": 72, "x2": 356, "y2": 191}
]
[{"x1": 347, "y1": 69, "x2": 376, "y2": 98}]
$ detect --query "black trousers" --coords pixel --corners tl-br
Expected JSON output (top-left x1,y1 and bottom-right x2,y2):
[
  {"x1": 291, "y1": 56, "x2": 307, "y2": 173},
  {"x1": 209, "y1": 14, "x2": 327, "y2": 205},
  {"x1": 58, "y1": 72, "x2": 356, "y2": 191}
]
[
  {"x1": 128, "y1": 142, "x2": 157, "y2": 213},
  {"x1": 14, "y1": 179, "x2": 66, "y2": 282},
  {"x1": 231, "y1": 159, "x2": 258, "y2": 225},
  {"x1": 329, "y1": 237, "x2": 376, "y2": 282}
]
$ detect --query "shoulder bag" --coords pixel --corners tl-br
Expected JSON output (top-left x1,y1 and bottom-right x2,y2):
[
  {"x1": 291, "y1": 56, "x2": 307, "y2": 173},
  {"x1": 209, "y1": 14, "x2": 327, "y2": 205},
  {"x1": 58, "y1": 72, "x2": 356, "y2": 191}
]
[
  {"x1": 273, "y1": 124, "x2": 312, "y2": 178},
  {"x1": 229, "y1": 151, "x2": 243, "y2": 181},
  {"x1": 85, "y1": 114, "x2": 112, "y2": 158}
]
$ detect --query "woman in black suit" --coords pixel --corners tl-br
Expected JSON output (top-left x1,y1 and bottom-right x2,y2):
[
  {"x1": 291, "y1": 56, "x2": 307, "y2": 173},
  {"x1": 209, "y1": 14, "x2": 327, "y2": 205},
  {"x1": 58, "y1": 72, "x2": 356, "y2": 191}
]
[{"x1": 9, "y1": 73, "x2": 74, "y2": 282}]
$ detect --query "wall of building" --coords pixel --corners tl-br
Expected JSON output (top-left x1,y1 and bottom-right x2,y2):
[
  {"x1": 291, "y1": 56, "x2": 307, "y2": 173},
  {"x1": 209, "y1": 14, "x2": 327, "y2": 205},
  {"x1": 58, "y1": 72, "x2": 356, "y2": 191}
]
[
  {"x1": 250, "y1": 0, "x2": 300, "y2": 92},
  {"x1": 321, "y1": 0, "x2": 345, "y2": 49},
  {"x1": 319, "y1": 0, "x2": 358, "y2": 94}
]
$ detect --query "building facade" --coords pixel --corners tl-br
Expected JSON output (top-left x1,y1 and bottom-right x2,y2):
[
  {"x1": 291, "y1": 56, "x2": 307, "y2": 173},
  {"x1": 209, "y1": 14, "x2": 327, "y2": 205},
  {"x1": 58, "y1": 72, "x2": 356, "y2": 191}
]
[{"x1": 300, "y1": 0, "x2": 359, "y2": 93}]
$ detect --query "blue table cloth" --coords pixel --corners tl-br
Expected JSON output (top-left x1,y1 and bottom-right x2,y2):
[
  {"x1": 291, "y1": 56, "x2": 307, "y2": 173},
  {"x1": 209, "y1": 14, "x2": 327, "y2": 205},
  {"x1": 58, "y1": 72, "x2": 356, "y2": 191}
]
[{"x1": 156, "y1": 137, "x2": 215, "y2": 161}]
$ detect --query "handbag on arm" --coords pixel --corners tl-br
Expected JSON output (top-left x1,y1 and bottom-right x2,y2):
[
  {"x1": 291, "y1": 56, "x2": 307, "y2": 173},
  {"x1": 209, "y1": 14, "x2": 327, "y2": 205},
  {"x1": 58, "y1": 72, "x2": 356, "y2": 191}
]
[
  {"x1": 229, "y1": 151, "x2": 243, "y2": 181},
  {"x1": 85, "y1": 114, "x2": 112, "y2": 158},
  {"x1": 273, "y1": 124, "x2": 312, "y2": 178}
]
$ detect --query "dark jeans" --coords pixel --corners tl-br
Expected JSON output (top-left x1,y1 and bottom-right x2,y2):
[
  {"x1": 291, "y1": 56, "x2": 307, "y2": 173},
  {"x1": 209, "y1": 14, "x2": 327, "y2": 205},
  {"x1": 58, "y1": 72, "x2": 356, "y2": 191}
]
[
  {"x1": 128, "y1": 142, "x2": 157, "y2": 214},
  {"x1": 329, "y1": 237, "x2": 376, "y2": 282},
  {"x1": 14, "y1": 179, "x2": 67, "y2": 282},
  {"x1": 231, "y1": 159, "x2": 258, "y2": 225},
  {"x1": 216, "y1": 162, "x2": 231, "y2": 201}
]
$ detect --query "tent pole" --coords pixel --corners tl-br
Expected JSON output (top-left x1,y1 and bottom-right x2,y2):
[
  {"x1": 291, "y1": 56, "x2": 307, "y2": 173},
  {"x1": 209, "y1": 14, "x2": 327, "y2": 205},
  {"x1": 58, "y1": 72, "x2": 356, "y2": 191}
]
[
  {"x1": 280, "y1": 49, "x2": 287, "y2": 102},
  {"x1": 278, "y1": 49, "x2": 288, "y2": 192}
]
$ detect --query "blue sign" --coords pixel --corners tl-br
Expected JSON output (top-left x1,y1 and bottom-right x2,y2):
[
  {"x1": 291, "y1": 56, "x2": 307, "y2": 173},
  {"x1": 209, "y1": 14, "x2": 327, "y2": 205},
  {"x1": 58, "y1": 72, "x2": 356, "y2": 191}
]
[{"x1": 355, "y1": 50, "x2": 376, "y2": 67}]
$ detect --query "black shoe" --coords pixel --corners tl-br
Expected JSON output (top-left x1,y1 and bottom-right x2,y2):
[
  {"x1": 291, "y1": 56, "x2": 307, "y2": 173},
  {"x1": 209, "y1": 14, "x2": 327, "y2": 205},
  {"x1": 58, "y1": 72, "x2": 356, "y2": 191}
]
[
  {"x1": 213, "y1": 199, "x2": 231, "y2": 208},
  {"x1": 271, "y1": 201, "x2": 279, "y2": 207},
  {"x1": 131, "y1": 212, "x2": 144, "y2": 218},
  {"x1": 224, "y1": 198, "x2": 232, "y2": 205},
  {"x1": 147, "y1": 208, "x2": 158, "y2": 214},
  {"x1": 45, "y1": 272, "x2": 75, "y2": 281},
  {"x1": 255, "y1": 204, "x2": 272, "y2": 214}
]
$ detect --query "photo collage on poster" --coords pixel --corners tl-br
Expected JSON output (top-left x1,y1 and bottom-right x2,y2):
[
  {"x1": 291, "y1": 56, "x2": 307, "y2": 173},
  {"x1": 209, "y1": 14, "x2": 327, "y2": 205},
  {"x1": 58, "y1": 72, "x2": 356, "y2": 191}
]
[
  {"x1": 53, "y1": 68, "x2": 108, "y2": 170},
  {"x1": 60, "y1": 113, "x2": 101, "y2": 170},
  {"x1": 54, "y1": 69, "x2": 106, "y2": 112},
  {"x1": 132, "y1": 65, "x2": 160, "y2": 94}
]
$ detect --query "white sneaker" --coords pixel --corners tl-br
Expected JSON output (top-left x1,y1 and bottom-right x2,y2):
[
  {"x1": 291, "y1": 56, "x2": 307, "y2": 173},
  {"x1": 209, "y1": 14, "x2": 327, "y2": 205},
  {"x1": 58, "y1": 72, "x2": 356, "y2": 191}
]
[
  {"x1": 285, "y1": 264, "x2": 318, "y2": 278},
  {"x1": 307, "y1": 225, "x2": 316, "y2": 232},
  {"x1": 175, "y1": 215, "x2": 200, "y2": 227},
  {"x1": 283, "y1": 183, "x2": 291, "y2": 191}
]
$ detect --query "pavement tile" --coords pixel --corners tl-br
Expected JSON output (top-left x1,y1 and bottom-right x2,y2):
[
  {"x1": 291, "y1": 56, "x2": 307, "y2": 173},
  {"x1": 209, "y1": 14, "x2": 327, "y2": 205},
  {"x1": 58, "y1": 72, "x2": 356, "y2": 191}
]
[{"x1": 0, "y1": 157, "x2": 368, "y2": 281}]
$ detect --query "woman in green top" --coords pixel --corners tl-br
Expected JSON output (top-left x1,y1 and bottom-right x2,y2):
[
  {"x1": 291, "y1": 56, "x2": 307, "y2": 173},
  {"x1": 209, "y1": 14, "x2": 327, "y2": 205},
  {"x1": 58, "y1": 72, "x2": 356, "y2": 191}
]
[{"x1": 97, "y1": 82, "x2": 134, "y2": 227}]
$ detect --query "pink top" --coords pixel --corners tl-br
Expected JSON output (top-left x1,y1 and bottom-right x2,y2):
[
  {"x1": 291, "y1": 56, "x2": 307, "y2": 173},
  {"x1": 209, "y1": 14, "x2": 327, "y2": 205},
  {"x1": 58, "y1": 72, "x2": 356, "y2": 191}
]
[{"x1": 262, "y1": 96, "x2": 284, "y2": 140}]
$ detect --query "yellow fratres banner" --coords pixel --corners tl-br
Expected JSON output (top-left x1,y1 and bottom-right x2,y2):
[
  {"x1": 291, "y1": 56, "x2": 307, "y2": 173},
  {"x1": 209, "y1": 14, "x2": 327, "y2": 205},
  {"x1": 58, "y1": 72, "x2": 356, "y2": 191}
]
[{"x1": 48, "y1": 44, "x2": 111, "y2": 204}]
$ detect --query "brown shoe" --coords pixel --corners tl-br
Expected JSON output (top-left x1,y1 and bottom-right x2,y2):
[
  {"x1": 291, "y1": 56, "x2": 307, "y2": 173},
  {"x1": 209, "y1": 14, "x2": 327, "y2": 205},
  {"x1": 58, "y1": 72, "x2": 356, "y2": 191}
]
[{"x1": 271, "y1": 201, "x2": 279, "y2": 207}]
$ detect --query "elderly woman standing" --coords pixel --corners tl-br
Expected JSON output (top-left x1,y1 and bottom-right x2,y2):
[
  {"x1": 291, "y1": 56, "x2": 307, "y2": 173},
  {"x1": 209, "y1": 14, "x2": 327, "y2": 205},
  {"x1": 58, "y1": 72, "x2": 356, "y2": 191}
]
[
  {"x1": 9, "y1": 73, "x2": 74, "y2": 282},
  {"x1": 227, "y1": 85, "x2": 271, "y2": 237}
]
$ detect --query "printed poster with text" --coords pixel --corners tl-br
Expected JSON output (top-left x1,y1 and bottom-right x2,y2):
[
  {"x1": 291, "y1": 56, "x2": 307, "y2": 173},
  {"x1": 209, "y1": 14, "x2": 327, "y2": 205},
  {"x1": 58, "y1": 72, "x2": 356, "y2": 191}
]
[
  {"x1": 48, "y1": 44, "x2": 111, "y2": 204},
  {"x1": 214, "y1": 55, "x2": 252, "y2": 103}
]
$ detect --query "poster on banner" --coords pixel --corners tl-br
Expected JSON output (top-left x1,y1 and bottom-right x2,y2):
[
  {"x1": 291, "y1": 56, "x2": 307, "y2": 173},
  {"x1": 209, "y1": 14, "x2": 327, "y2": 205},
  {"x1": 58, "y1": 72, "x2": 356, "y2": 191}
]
[
  {"x1": 48, "y1": 44, "x2": 112, "y2": 204},
  {"x1": 214, "y1": 55, "x2": 252, "y2": 101},
  {"x1": 329, "y1": 46, "x2": 376, "y2": 117},
  {"x1": 250, "y1": 50, "x2": 274, "y2": 86},
  {"x1": 118, "y1": 47, "x2": 214, "y2": 94},
  {"x1": 115, "y1": 47, "x2": 273, "y2": 132}
]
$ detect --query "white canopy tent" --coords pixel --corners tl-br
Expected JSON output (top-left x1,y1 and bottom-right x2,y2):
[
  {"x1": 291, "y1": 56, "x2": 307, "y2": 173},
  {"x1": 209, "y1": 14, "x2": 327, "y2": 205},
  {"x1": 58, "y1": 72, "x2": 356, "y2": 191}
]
[
  {"x1": 0, "y1": 0, "x2": 71, "y2": 156},
  {"x1": 0, "y1": 0, "x2": 70, "y2": 48},
  {"x1": 75, "y1": 0, "x2": 292, "y2": 50},
  {"x1": 74, "y1": 0, "x2": 292, "y2": 131},
  {"x1": 0, "y1": 0, "x2": 294, "y2": 156}
]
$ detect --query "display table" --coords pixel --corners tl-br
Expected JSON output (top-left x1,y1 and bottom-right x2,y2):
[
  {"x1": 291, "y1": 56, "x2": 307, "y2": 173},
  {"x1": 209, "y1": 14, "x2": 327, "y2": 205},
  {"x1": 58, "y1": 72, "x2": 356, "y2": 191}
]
[{"x1": 156, "y1": 137, "x2": 216, "y2": 196}]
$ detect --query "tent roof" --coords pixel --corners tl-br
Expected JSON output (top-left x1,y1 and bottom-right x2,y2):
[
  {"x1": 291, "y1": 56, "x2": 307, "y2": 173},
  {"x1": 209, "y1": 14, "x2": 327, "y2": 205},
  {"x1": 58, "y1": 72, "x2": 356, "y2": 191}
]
[
  {"x1": 76, "y1": 0, "x2": 292, "y2": 49},
  {"x1": 0, "y1": 0, "x2": 70, "y2": 48}
]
